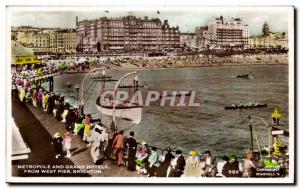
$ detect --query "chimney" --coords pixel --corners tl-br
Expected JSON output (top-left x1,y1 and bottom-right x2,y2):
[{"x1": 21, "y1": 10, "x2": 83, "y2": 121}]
[
  {"x1": 163, "y1": 20, "x2": 169, "y2": 26},
  {"x1": 220, "y1": 16, "x2": 223, "y2": 24},
  {"x1": 76, "y1": 16, "x2": 79, "y2": 27}
]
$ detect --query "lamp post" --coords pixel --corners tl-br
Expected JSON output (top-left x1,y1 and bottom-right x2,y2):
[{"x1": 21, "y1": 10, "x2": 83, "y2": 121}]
[
  {"x1": 248, "y1": 115, "x2": 254, "y2": 153},
  {"x1": 80, "y1": 68, "x2": 105, "y2": 116},
  {"x1": 248, "y1": 115, "x2": 273, "y2": 157},
  {"x1": 74, "y1": 84, "x2": 80, "y2": 109},
  {"x1": 271, "y1": 107, "x2": 282, "y2": 126},
  {"x1": 66, "y1": 82, "x2": 72, "y2": 97}
]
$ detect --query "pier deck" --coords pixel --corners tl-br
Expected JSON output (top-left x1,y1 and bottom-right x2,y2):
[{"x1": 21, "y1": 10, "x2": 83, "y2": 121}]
[{"x1": 11, "y1": 100, "x2": 142, "y2": 177}]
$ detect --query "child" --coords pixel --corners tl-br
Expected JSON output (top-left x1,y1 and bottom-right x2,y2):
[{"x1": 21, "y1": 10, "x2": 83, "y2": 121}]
[{"x1": 63, "y1": 132, "x2": 72, "y2": 158}]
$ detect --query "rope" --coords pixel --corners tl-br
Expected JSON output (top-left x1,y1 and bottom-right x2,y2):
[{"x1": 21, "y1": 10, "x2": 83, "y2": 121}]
[
  {"x1": 83, "y1": 80, "x2": 97, "y2": 106},
  {"x1": 213, "y1": 121, "x2": 243, "y2": 146},
  {"x1": 252, "y1": 125, "x2": 263, "y2": 159},
  {"x1": 160, "y1": 106, "x2": 190, "y2": 149},
  {"x1": 254, "y1": 124, "x2": 265, "y2": 152}
]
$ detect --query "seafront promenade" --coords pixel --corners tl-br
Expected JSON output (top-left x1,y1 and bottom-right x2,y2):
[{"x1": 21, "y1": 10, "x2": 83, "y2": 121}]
[{"x1": 11, "y1": 99, "x2": 142, "y2": 177}]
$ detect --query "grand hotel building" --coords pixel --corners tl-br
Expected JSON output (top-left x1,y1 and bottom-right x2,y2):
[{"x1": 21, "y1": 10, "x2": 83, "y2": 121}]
[
  {"x1": 203, "y1": 16, "x2": 249, "y2": 49},
  {"x1": 76, "y1": 16, "x2": 180, "y2": 53}
]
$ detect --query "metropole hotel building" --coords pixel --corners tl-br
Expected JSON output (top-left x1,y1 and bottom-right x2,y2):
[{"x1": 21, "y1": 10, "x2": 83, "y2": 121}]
[{"x1": 76, "y1": 16, "x2": 180, "y2": 53}]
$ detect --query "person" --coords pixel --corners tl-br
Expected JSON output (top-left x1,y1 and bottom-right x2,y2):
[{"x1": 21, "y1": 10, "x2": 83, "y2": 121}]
[
  {"x1": 47, "y1": 93, "x2": 55, "y2": 115},
  {"x1": 90, "y1": 122, "x2": 108, "y2": 164},
  {"x1": 112, "y1": 130, "x2": 126, "y2": 166},
  {"x1": 203, "y1": 150, "x2": 218, "y2": 177},
  {"x1": 125, "y1": 131, "x2": 137, "y2": 171},
  {"x1": 42, "y1": 92, "x2": 49, "y2": 111},
  {"x1": 221, "y1": 155, "x2": 231, "y2": 177},
  {"x1": 74, "y1": 114, "x2": 85, "y2": 136},
  {"x1": 136, "y1": 141, "x2": 150, "y2": 174},
  {"x1": 83, "y1": 114, "x2": 92, "y2": 146},
  {"x1": 65, "y1": 108, "x2": 78, "y2": 131},
  {"x1": 243, "y1": 152, "x2": 256, "y2": 177},
  {"x1": 222, "y1": 154, "x2": 242, "y2": 177},
  {"x1": 63, "y1": 132, "x2": 72, "y2": 158},
  {"x1": 24, "y1": 79, "x2": 30, "y2": 91},
  {"x1": 24, "y1": 89, "x2": 31, "y2": 103},
  {"x1": 52, "y1": 132, "x2": 64, "y2": 159},
  {"x1": 53, "y1": 94, "x2": 61, "y2": 116},
  {"x1": 55, "y1": 98, "x2": 65, "y2": 121},
  {"x1": 230, "y1": 154, "x2": 242, "y2": 177},
  {"x1": 156, "y1": 147, "x2": 175, "y2": 177},
  {"x1": 183, "y1": 150, "x2": 201, "y2": 177},
  {"x1": 169, "y1": 150, "x2": 186, "y2": 177},
  {"x1": 37, "y1": 88, "x2": 43, "y2": 108},
  {"x1": 12, "y1": 83, "x2": 18, "y2": 102},
  {"x1": 18, "y1": 87, "x2": 25, "y2": 102},
  {"x1": 32, "y1": 88, "x2": 38, "y2": 107},
  {"x1": 147, "y1": 147, "x2": 159, "y2": 177},
  {"x1": 61, "y1": 103, "x2": 70, "y2": 123}
]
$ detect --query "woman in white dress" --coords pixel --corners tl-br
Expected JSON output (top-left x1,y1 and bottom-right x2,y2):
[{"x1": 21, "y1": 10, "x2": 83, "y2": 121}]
[{"x1": 183, "y1": 150, "x2": 201, "y2": 177}]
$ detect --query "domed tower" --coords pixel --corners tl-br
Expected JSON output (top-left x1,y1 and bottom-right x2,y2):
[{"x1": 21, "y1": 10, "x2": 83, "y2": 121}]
[{"x1": 262, "y1": 21, "x2": 270, "y2": 36}]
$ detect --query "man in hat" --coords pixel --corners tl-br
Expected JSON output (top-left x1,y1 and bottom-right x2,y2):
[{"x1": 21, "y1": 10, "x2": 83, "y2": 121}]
[
  {"x1": 202, "y1": 150, "x2": 218, "y2": 177},
  {"x1": 169, "y1": 150, "x2": 186, "y2": 177},
  {"x1": 156, "y1": 147, "x2": 175, "y2": 177},
  {"x1": 147, "y1": 147, "x2": 159, "y2": 177},
  {"x1": 47, "y1": 93, "x2": 55, "y2": 115},
  {"x1": 125, "y1": 131, "x2": 137, "y2": 171},
  {"x1": 52, "y1": 132, "x2": 64, "y2": 159},
  {"x1": 90, "y1": 122, "x2": 108, "y2": 164},
  {"x1": 55, "y1": 97, "x2": 65, "y2": 121},
  {"x1": 112, "y1": 130, "x2": 126, "y2": 166}
]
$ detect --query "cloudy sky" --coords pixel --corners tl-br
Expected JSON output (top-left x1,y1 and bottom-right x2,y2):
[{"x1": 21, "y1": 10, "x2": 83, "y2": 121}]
[{"x1": 9, "y1": 8, "x2": 290, "y2": 36}]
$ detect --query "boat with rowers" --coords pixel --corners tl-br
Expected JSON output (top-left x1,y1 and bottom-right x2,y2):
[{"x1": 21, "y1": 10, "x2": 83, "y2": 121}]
[
  {"x1": 225, "y1": 102, "x2": 267, "y2": 110},
  {"x1": 235, "y1": 73, "x2": 255, "y2": 79}
]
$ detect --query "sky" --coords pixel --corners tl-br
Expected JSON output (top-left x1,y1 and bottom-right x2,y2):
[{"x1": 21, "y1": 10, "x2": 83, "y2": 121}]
[{"x1": 9, "y1": 9, "x2": 290, "y2": 36}]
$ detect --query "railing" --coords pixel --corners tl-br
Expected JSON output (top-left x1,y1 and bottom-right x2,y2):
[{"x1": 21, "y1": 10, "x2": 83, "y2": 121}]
[{"x1": 23, "y1": 71, "x2": 62, "y2": 82}]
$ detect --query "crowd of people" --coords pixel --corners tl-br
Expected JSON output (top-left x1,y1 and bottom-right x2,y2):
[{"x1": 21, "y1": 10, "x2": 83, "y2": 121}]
[
  {"x1": 13, "y1": 73, "x2": 288, "y2": 178},
  {"x1": 33, "y1": 53, "x2": 288, "y2": 74}
]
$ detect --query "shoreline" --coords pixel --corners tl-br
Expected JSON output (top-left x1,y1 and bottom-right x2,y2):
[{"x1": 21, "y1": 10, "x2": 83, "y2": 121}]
[{"x1": 63, "y1": 62, "x2": 288, "y2": 73}]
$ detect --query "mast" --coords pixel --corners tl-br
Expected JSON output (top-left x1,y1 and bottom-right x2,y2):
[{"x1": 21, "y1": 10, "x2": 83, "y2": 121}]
[
  {"x1": 134, "y1": 75, "x2": 138, "y2": 93},
  {"x1": 112, "y1": 71, "x2": 137, "y2": 131},
  {"x1": 80, "y1": 68, "x2": 104, "y2": 116}
]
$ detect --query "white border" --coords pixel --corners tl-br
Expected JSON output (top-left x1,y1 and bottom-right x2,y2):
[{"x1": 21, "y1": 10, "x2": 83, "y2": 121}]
[{"x1": 5, "y1": 5, "x2": 295, "y2": 184}]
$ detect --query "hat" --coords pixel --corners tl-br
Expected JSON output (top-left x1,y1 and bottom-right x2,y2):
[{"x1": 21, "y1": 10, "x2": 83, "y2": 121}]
[
  {"x1": 222, "y1": 155, "x2": 230, "y2": 161},
  {"x1": 176, "y1": 150, "x2": 182, "y2": 155},
  {"x1": 166, "y1": 147, "x2": 171, "y2": 152},
  {"x1": 141, "y1": 141, "x2": 147, "y2": 145},
  {"x1": 54, "y1": 132, "x2": 60, "y2": 138},
  {"x1": 190, "y1": 150, "x2": 198, "y2": 156},
  {"x1": 229, "y1": 153, "x2": 237, "y2": 160}
]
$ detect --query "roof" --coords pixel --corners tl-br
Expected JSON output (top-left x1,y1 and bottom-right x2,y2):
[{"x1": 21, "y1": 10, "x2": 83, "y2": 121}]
[{"x1": 11, "y1": 40, "x2": 33, "y2": 57}]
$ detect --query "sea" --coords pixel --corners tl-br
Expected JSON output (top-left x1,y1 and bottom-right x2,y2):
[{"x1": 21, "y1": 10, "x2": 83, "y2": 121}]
[{"x1": 53, "y1": 64, "x2": 289, "y2": 157}]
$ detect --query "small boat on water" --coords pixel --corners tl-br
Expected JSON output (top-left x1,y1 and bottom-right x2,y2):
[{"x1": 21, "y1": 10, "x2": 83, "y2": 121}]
[
  {"x1": 235, "y1": 73, "x2": 255, "y2": 79},
  {"x1": 225, "y1": 102, "x2": 267, "y2": 110}
]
